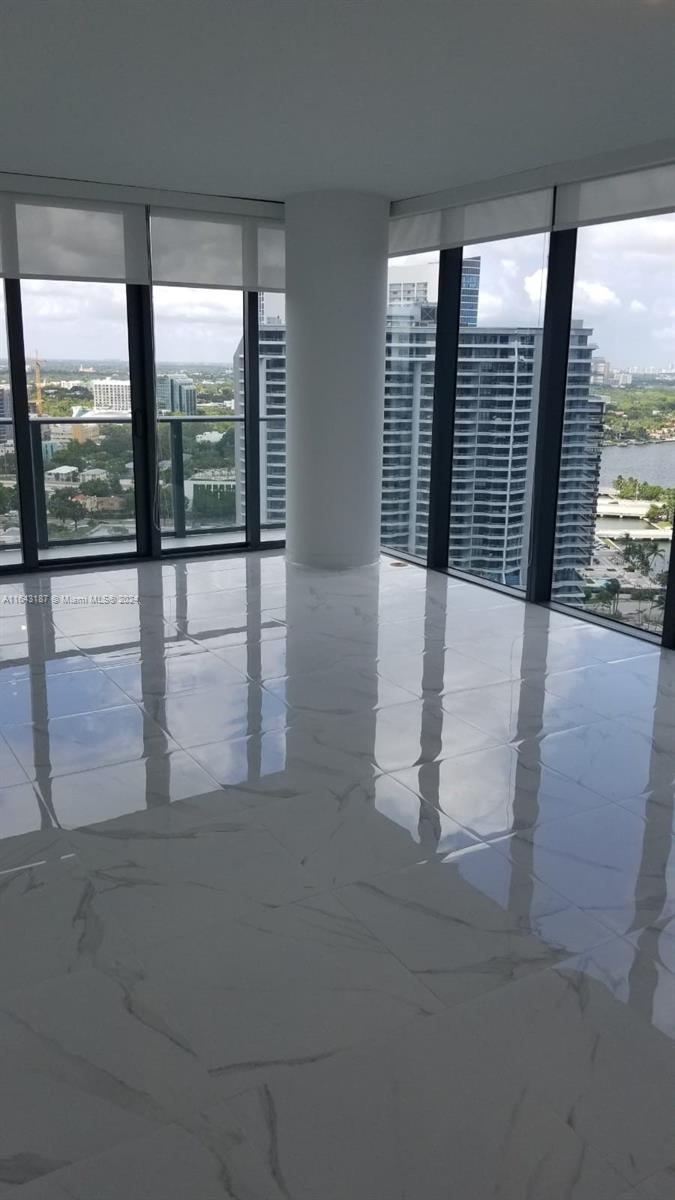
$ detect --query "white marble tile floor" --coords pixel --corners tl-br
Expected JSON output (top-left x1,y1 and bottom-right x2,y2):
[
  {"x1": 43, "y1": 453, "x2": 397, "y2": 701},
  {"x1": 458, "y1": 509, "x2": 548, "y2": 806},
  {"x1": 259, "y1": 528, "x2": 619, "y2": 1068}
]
[{"x1": 0, "y1": 551, "x2": 673, "y2": 1197}]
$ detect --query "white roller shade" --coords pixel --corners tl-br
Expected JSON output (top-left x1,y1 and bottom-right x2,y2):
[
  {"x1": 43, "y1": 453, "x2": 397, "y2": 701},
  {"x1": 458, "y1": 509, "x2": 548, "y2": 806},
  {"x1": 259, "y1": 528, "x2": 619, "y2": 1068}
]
[
  {"x1": 389, "y1": 163, "x2": 674, "y2": 254},
  {"x1": 389, "y1": 211, "x2": 441, "y2": 256},
  {"x1": 10, "y1": 199, "x2": 149, "y2": 283},
  {"x1": 389, "y1": 190, "x2": 553, "y2": 254},
  {"x1": 150, "y1": 210, "x2": 285, "y2": 290},
  {"x1": 441, "y1": 189, "x2": 553, "y2": 247},
  {"x1": 257, "y1": 225, "x2": 285, "y2": 290},
  {"x1": 150, "y1": 212, "x2": 243, "y2": 287},
  {"x1": 389, "y1": 190, "x2": 553, "y2": 255},
  {"x1": 555, "y1": 163, "x2": 675, "y2": 228},
  {"x1": 0, "y1": 193, "x2": 18, "y2": 277}
]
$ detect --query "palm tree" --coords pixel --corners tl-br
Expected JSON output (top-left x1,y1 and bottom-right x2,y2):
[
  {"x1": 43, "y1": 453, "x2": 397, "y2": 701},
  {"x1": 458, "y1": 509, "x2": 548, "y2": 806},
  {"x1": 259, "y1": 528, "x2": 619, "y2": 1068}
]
[{"x1": 600, "y1": 578, "x2": 621, "y2": 615}]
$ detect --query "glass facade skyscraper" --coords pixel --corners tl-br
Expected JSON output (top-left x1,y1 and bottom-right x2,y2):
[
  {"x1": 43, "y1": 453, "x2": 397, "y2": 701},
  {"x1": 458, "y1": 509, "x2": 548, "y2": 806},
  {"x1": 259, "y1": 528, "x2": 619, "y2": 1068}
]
[
  {"x1": 233, "y1": 264, "x2": 603, "y2": 593},
  {"x1": 156, "y1": 373, "x2": 198, "y2": 415},
  {"x1": 459, "y1": 256, "x2": 480, "y2": 326}
]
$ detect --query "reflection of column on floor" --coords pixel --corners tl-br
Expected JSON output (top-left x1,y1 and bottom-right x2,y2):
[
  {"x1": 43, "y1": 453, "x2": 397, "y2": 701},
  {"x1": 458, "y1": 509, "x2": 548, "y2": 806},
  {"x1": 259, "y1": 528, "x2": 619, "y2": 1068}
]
[
  {"x1": 138, "y1": 560, "x2": 171, "y2": 809},
  {"x1": 245, "y1": 554, "x2": 264, "y2": 782},
  {"x1": 284, "y1": 560, "x2": 381, "y2": 788},
  {"x1": 416, "y1": 573, "x2": 449, "y2": 852},
  {"x1": 628, "y1": 652, "x2": 674, "y2": 1021},
  {"x1": 172, "y1": 559, "x2": 189, "y2": 639},
  {"x1": 506, "y1": 605, "x2": 550, "y2": 928},
  {"x1": 25, "y1": 580, "x2": 58, "y2": 829}
]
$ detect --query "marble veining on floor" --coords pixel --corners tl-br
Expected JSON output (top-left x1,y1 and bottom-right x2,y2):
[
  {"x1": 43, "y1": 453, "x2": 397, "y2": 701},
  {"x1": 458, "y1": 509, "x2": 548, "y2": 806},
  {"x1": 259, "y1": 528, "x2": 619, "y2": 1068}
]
[{"x1": 0, "y1": 551, "x2": 673, "y2": 1199}]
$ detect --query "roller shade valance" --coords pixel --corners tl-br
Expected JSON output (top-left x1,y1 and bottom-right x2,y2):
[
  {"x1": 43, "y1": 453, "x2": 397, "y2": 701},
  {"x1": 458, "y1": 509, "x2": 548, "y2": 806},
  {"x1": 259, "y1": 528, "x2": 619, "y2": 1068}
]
[
  {"x1": 0, "y1": 196, "x2": 149, "y2": 283},
  {"x1": 0, "y1": 193, "x2": 286, "y2": 290},
  {"x1": 1, "y1": 161, "x2": 671, "y2": 283},
  {"x1": 149, "y1": 209, "x2": 285, "y2": 290},
  {"x1": 389, "y1": 189, "x2": 553, "y2": 256},
  {"x1": 389, "y1": 163, "x2": 674, "y2": 256},
  {"x1": 389, "y1": 211, "x2": 442, "y2": 256},
  {"x1": 553, "y1": 163, "x2": 675, "y2": 229}
]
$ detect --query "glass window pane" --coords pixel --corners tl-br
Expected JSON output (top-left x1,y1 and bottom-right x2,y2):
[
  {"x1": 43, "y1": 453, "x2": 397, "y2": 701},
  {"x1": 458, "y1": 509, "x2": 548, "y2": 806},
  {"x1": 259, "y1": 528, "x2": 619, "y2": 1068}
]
[
  {"x1": 258, "y1": 292, "x2": 286, "y2": 539},
  {"x1": 553, "y1": 213, "x2": 675, "y2": 635},
  {"x1": 19, "y1": 279, "x2": 136, "y2": 560},
  {"x1": 383, "y1": 254, "x2": 439, "y2": 560},
  {"x1": 448, "y1": 234, "x2": 549, "y2": 589},
  {"x1": 153, "y1": 285, "x2": 245, "y2": 550},
  {"x1": 0, "y1": 290, "x2": 21, "y2": 566}
]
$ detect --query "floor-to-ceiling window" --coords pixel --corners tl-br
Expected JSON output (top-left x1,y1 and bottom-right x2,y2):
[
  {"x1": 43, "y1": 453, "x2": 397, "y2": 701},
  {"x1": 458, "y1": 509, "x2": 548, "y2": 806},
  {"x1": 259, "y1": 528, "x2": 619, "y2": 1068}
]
[
  {"x1": 0, "y1": 197, "x2": 284, "y2": 573},
  {"x1": 1, "y1": 176, "x2": 673, "y2": 649},
  {"x1": 447, "y1": 234, "x2": 549, "y2": 590},
  {"x1": 19, "y1": 279, "x2": 137, "y2": 561},
  {"x1": 382, "y1": 254, "x2": 439, "y2": 561},
  {"x1": 552, "y1": 212, "x2": 675, "y2": 636},
  {"x1": 152, "y1": 285, "x2": 245, "y2": 550},
  {"x1": 0, "y1": 289, "x2": 21, "y2": 566}
]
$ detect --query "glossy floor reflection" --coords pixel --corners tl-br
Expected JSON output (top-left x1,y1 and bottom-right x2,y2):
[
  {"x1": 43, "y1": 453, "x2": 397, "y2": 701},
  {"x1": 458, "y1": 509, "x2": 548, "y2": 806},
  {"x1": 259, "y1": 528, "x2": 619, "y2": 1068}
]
[{"x1": 0, "y1": 552, "x2": 673, "y2": 1198}]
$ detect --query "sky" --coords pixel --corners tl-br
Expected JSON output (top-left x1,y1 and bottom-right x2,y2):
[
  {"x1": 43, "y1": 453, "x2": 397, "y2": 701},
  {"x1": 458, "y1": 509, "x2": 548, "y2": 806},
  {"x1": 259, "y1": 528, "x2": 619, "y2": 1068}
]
[
  {"x1": 1, "y1": 213, "x2": 673, "y2": 370},
  {"x1": 390, "y1": 213, "x2": 675, "y2": 370}
]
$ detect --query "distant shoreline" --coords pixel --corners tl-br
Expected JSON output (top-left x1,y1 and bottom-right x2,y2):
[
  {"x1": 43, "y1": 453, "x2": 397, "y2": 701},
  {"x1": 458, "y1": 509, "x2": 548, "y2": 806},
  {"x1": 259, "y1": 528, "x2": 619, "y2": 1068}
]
[{"x1": 603, "y1": 437, "x2": 675, "y2": 448}]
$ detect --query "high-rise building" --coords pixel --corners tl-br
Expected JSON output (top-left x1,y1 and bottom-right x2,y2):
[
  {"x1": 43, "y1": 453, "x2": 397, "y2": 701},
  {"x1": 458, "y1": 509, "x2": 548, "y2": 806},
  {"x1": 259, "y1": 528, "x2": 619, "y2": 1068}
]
[
  {"x1": 92, "y1": 378, "x2": 132, "y2": 412},
  {"x1": 233, "y1": 272, "x2": 602, "y2": 597},
  {"x1": 156, "y1": 373, "x2": 197, "y2": 415},
  {"x1": 591, "y1": 356, "x2": 611, "y2": 386},
  {"x1": 459, "y1": 256, "x2": 480, "y2": 326},
  {"x1": 233, "y1": 321, "x2": 286, "y2": 529},
  {"x1": 233, "y1": 261, "x2": 482, "y2": 530},
  {"x1": 382, "y1": 305, "x2": 602, "y2": 596},
  {"x1": 389, "y1": 280, "x2": 428, "y2": 306},
  {"x1": 0, "y1": 387, "x2": 12, "y2": 444},
  {"x1": 387, "y1": 258, "x2": 480, "y2": 326},
  {"x1": 553, "y1": 324, "x2": 605, "y2": 603}
]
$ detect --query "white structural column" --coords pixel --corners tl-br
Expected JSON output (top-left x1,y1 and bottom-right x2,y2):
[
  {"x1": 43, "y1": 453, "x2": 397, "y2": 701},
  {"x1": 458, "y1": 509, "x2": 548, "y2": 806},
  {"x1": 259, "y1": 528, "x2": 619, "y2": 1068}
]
[{"x1": 285, "y1": 190, "x2": 389, "y2": 569}]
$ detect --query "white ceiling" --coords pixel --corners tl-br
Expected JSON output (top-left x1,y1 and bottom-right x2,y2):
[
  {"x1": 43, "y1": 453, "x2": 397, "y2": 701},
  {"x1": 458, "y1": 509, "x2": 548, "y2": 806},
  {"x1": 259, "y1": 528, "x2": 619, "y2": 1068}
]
[{"x1": 1, "y1": 0, "x2": 673, "y2": 204}]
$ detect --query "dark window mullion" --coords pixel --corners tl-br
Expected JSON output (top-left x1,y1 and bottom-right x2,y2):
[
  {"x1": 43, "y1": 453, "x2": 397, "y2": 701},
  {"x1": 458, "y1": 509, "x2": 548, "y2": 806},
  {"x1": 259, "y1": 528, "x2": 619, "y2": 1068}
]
[
  {"x1": 526, "y1": 223, "x2": 578, "y2": 604},
  {"x1": 427, "y1": 247, "x2": 463, "y2": 572},
  {"x1": 127, "y1": 272, "x2": 161, "y2": 559},
  {"x1": 244, "y1": 291, "x2": 261, "y2": 549}
]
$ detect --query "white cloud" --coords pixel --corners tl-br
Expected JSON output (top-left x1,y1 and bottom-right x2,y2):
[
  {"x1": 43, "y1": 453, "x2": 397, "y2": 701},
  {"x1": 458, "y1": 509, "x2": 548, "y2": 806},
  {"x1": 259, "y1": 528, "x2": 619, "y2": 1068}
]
[
  {"x1": 477, "y1": 291, "x2": 504, "y2": 319},
  {"x1": 20, "y1": 279, "x2": 128, "y2": 357},
  {"x1": 500, "y1": 258, "x2": 518, "y2": 278},
  {"x1": 629, "y1": 300, "x2": 647, "y2": 314},
  {"x1": 152, "y1": 287, "x2": 243, "y2": 322},
  {"x1": 584, "y1": 213, "x2": 675, "y2": 259},
  {"x1": 524, "y1": 268, "x2": 547, "y2": 305},
  {"x1": 575, "y1": 280, "x2": 621, "y2": 311}
]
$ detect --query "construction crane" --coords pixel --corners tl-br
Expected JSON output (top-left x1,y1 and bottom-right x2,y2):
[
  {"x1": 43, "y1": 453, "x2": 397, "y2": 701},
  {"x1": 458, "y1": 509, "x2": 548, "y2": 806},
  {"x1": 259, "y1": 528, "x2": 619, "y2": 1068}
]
[{"x1": 31, "y1": 352, "x2": 44, "y2": 417}]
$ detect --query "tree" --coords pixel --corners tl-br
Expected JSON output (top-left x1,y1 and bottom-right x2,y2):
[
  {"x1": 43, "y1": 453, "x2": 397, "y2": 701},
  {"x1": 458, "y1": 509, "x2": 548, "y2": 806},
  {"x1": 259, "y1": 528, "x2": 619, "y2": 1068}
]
[
  {"x1": 48, "y1": 490, "x2": 87, "y2": 530},
  {"x1": 619, "y1": 534, "x2": 660, "y2": 577},
  {"x1": 79, "y1": 479, "x2": 111, "y2": 497},
  {"x1": 0, "y1": 487, "x2": 15, "y2": 515},
  {"x1": 191, "y1": 486, "x2": 236, "y2": 522},
  {"x1": 49, "y1": 441, "x2": 88, "y2": 471},
  {"x1": 599, "y1": 578, "x2": 621, "y2": 615}
]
